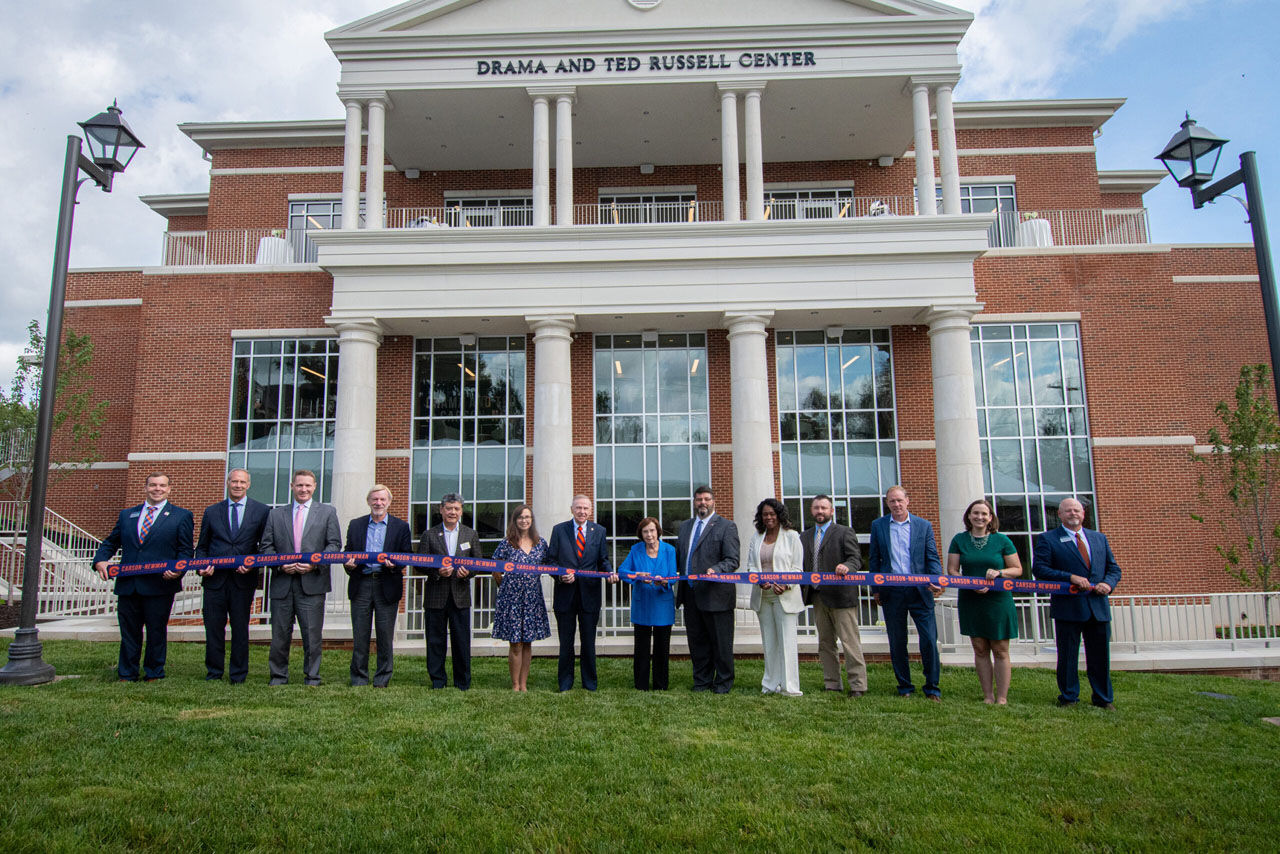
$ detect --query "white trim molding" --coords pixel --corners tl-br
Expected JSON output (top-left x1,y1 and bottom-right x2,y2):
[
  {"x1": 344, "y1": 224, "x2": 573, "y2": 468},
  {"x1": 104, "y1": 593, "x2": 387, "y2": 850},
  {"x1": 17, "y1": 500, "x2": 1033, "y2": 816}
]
[
  {"x1": 975, "y1": 312, "x2": 1081, "y2": 323},
  {"x1": 899, "y1": 440, "x2": 936, "y2": 451},
  {"x1": 127, "y1": 452, "x2": 229, "y2": 462},
  {"x1": 65, "y1": 298, "x2": 143, "y2": 308},
  {"x1": 1093, "y1": 436, "x2": 1196, "y2": 448},
  {"x1": 1172, "y1": 275, "x2": 1260, "y2": 284},
  {"x1": 230, "y1": 328, "x2": 336, "y2": 339}
]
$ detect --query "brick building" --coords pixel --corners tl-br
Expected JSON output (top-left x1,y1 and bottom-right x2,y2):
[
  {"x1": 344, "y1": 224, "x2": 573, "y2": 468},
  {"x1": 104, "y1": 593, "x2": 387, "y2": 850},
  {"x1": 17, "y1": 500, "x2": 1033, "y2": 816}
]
[{"x1": 53, "y1": 0, "x2": 1265, "y2": 624}]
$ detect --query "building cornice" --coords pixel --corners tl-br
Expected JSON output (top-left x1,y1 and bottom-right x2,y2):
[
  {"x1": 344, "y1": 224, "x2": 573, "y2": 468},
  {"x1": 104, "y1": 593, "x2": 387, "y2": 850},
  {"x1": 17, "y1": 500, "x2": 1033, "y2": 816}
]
[
  {"x1": 1098, "y1": 170, "x2": 1166, "y2": 195},
  {"x1": 139, "y1": 193, "x2": 210, "y2": 219},
  {"x1": 180, "y1": 120, "x2": 352, "y2": 154},
  {"x1": 952, "y1": 98, "x2": 1126, "y2": 131}
]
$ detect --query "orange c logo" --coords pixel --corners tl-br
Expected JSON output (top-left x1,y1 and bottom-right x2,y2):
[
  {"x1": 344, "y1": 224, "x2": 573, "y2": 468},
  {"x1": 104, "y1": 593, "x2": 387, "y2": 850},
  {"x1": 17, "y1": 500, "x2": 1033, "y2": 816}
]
[
  {"x1": 1003, "y1": 579, "x2": 1014, "y2": 591},
  {"x1": 504, "y1": 562, "x2": 515, "y2": 573},
  {"x1": 810, "y1": 573, "x2": 821, "y2": 585},
  {"x1": 376, "y1": 553, "x2": 388, "y2": 564},
  {"x1": 938, "y1": 575, "x2": 949, "y2": 586},
  {"x1": 243, "y1": 555, "x2": 255, "y2": 567},
  {"x1": 442, "y1": 556, "x2": 453, "y2": 570},
  {"x1": 873, "y1": 574, "x2": 884, "y2": 585},
  {"x1": 748, "y1": 573, "x2": 758, "y2": 584},
  {"x1": 108, "y1": 566, "x2": 119, "y2": 578},
  {"x1": 309, "y1": 553, "x2": 322, "y2": 563},
  {"x1": 175, "y1": 560, "x2": 187, "y2": 571}
]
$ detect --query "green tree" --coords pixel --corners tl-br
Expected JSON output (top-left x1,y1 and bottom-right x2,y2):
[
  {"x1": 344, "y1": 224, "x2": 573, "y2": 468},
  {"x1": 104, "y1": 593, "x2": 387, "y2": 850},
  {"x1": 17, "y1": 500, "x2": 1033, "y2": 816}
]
[
  {"x1": 1194, "y1": 363, "x2": 1280, "y2": 642},
  {"x1": 1, "y1": 320, "x2": 108, "y2": 604}
]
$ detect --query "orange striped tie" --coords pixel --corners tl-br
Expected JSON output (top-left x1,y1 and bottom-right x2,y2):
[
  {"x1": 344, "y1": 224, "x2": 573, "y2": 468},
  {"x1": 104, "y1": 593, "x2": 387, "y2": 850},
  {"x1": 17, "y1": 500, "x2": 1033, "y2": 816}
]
[{"x1": 576, "y1": 525, "x2": 585, "y2": 559}]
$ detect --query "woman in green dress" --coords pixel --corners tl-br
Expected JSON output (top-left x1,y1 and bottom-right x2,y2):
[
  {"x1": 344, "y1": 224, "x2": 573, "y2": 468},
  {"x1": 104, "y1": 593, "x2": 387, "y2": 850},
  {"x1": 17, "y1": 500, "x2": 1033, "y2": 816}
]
[{"x1": 946, "y1": 499, "x2": 1023, "y2": 704}]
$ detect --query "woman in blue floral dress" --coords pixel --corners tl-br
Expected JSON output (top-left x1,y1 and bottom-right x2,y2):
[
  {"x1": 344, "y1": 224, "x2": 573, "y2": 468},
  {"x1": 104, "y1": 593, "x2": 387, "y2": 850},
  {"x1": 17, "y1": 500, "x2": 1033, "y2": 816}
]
[{"x1": 491, "y1": 503, "x2": 551, "y2": 691}]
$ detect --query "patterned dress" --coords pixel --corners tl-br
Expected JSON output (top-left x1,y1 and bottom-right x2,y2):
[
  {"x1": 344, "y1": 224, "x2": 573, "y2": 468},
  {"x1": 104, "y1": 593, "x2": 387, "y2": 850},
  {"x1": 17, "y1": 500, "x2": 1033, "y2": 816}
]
[{"x1": 491, "y1": 538, "x2": 552, "y2": 643}]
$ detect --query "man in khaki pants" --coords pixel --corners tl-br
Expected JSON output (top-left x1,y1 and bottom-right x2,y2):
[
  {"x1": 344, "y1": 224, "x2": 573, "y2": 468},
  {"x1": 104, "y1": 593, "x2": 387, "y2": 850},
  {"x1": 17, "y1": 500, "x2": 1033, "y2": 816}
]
[{"x1": 800, "y1": 495, "x2": 867, "y2": 697}]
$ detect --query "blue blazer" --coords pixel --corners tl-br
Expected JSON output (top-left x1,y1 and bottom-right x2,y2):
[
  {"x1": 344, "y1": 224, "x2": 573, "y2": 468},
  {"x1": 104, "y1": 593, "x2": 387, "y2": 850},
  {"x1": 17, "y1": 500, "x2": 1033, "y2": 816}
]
[
  {"x1": 619, "y1": 541, "x2": 677, "y2": 627},
  {"x1": 194, "y1": 498, "x2": 270, "y2": 590},
  {"x1": 867, "y1": 513, "x2": 942, "y2": 605},
  {"x1": 94, "y1": 503, "x2": 195, "y2": 597},
  {"x1": 545, "y1": 519, "x2": 612, "y2": 614},
  {"x1": 1033, "y1": 526, "x2": 1121, "y2": 622},
  {"x1": 344, "y1": 513, "x2": 414, "y2": 604}
]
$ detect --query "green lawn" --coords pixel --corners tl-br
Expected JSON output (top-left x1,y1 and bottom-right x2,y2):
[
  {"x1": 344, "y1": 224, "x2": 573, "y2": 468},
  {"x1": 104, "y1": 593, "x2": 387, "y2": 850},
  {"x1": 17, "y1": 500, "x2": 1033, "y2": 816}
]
[{"x1": 1, "y1": 640, "x2": 1277, "y2": 853}]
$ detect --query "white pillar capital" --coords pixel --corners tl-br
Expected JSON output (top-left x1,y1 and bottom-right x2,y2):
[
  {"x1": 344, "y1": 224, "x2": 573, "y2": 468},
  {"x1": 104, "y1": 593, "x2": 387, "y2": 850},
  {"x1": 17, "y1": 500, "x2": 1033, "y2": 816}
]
[
  {"x1": 724, "y1": 310, "x2": 774, "y2": 338},
  {"x1": 526, "y1": 313, "x2": 576, "y2": 340},
  {"x1": 925, "y1": 304, "x2": 981, "y2": 336},
  {"x1": 329, "y1": 317, "x2": 385, "y2": 347}
]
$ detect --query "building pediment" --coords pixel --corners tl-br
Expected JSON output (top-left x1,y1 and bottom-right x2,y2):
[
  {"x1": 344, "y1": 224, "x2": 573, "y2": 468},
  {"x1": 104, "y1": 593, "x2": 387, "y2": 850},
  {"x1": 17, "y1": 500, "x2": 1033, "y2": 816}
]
[{"x1": 329, "y1": 0, "x2": 972, "y2": 44}]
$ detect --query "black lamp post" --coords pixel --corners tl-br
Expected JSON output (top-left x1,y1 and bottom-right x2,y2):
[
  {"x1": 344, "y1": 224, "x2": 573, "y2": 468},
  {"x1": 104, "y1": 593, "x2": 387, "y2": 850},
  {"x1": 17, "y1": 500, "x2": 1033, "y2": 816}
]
[
  {"x1": 1157, "y1": 115, "x2": 1279, "y2": 403},
  {"x1": 0, "y1": 103, "x2": 143, "y2": 686}
]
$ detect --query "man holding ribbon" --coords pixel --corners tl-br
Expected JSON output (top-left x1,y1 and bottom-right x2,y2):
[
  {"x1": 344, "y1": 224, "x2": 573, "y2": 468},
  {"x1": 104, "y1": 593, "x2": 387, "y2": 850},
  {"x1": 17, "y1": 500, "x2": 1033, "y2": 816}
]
[
  {"x1": 1033, "y1": 497, "x2": 1122, "y2": 710},
  {"x1": 546, "y1": 494, "x2": 616, "y2": 692},
  {"x1": 93, "y1": 472, "x2": 194, "y2": 682},
  {"x1": 259, "y1": 469, "x2": 341, "y2": 686},
  {"x1": 417, "y1": 492, "x2": 482, "y2": 690},
  {"x1": 194, "y1": 468, "x2": 269, "y2": 683},
  {"x1": 800, "y1": 494, "x2": 867, "y2": 697},
  {"x1": 676, "y1": 485, "x2": 740, "y2": 693},
  {"x1": 343, "y1": 484, "x2": 412, "y2": 688},
  {"x1": 868, "y1": 485, "x2": 943, "y2": 701}
]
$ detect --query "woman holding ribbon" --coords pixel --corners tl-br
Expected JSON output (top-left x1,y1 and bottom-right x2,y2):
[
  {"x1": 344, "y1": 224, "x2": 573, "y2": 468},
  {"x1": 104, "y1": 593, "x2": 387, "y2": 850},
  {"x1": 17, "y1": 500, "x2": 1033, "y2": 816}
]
[
  {"x1": 491, "y1": 504, "x2": 551, "y2": 691},
  {"x1": 618, "y1": 516, "x2": 677, "y2": 690},
  {"x1": 946, "y1": 499, "x2": 1021, "y2": 704},
  {"x1": 747, "y1": 498, "x2": 804, "y2": 696}
]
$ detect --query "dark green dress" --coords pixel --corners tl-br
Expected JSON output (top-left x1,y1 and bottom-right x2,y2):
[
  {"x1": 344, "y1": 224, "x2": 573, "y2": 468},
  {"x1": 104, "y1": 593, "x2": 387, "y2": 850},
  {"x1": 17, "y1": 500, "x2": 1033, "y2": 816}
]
[{"x1": 949, "y1": 531, "x2": 1019, "y2": 640}]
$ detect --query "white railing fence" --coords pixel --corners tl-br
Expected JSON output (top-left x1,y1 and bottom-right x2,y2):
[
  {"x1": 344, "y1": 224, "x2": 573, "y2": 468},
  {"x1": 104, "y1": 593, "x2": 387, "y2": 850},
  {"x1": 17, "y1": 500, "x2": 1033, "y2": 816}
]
[
  {"x1": 989, "y1": 209, "x2": 1150, "y2": 248},
  {"x1": 161, "y1": 229, "x2": 318, "y2": 266},
  {"x1": 1, "y1": 427, "x2": 35, "y2": 470}
]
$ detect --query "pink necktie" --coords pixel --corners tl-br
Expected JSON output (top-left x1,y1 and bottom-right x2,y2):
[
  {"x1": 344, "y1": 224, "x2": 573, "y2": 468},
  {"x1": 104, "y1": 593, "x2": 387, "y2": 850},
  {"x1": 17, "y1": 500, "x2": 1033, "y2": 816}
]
[{"x1": 293, "y1": 504, "x2": 305, "y2": 552}]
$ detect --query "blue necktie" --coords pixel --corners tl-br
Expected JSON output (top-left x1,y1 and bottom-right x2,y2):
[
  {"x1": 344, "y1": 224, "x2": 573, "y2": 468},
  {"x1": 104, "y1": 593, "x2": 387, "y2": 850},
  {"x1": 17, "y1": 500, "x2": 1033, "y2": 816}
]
[
  {"x1": 230, "y1": 502, "x2": 241, "y2": 535},
  {"x1": 688, "y1": 518, "x2": 704, "y2": 559}
]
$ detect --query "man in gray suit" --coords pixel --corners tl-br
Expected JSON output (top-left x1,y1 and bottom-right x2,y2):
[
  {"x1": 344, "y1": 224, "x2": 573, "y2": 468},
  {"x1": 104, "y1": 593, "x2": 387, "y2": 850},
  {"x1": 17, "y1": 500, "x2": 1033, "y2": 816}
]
[
  {"x1": 800, "y1": 495, "x2": 867, "y2": 697},
  {"x1": 259, "y1": 469, "x2": 342, "y2": 686},
  {"x1": 676, "y1": 485, "x2": 740, "y2": 693},
  {"x1": 416, "y1": 492, "x2": 483, "y2": 690}
]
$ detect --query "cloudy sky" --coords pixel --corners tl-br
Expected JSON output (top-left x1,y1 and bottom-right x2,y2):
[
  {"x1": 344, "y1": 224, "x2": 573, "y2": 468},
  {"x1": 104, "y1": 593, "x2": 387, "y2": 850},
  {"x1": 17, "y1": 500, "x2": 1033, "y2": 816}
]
[{"x1": 1, "y1": 0, "x2": 1276, "y2": 389}]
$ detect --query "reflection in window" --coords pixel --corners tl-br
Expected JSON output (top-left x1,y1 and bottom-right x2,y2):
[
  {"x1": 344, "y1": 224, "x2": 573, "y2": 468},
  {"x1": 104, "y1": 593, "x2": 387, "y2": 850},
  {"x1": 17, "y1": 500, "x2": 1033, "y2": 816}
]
[
  {"x1": 410, "y1": 336, "x2": 527, "y2": 548},
  {"x1": 227, "y1": 337, "x2": 339, "y2": 504},
  {"x1": 972, "y1": 323, "x2": 1096, "y2": 571}
]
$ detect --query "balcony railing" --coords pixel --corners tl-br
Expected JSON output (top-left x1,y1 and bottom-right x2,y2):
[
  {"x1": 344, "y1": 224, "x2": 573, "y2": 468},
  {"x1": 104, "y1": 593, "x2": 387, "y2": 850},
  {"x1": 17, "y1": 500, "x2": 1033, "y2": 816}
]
[
  {"x1": 157, "y1": 205, "x2": 1153, "y2": 266},
  {"x1": 986, "y1": 208, "x2": 1151, "y2": 249}
]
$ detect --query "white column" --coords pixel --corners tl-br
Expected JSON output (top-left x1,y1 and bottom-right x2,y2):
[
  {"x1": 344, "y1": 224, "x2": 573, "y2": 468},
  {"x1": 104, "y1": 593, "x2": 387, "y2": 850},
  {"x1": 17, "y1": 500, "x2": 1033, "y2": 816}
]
[
  {"x1": 528, "y1": 315, "x2": 575, "y2": 529},
  {"x1": 340, "y1": 100, "x2": 363, "y2": 229},
  {"x1": 743, "y1": 87, "x2": 766, "y2": 221},
  {"x1": 329, "y1": 318, "x2": 384, "y2": 586},
  {"x1": 718, "y1": 87, "x2": 740, "y2": 222},
  {"x1": 555, "y1": 92, "x2": 575, "y2": 227},
  {"x1": 725, "y1": 310, "x2": 775, "y2": 564},
  {"x1": 531, "y1": 94, "x2": 551, "y2": 227},
  {"x1": 936, "y1": 83, "x2": 961, "y2": 216},
  {"x1": 927, "y1": 307, "x2": 984, "y2": 548},
  {"x1": 911, "y1": 81, "x2": 937, "y2": 216},
  {"x1": 365, "y1": 97, "x2": 387, "y2": 228}
]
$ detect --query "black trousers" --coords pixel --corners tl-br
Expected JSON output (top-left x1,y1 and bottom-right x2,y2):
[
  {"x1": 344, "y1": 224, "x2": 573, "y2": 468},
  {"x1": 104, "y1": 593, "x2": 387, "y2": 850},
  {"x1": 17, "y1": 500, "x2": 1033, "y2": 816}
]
[
  {"x1": 633, "y1": 624, "x2": 672, "y2": 690},
  {"x1": 555, "y1": 608, "x2": 600, "y2": 691},
  {"x1": 684, "y1": 599, "x2": 734, "y2": 692},
  {"x1": 203, "y1": 581, "x2": 255, "y2": 682},
  {"x1": 425, "y1": 600, "x2": 471, "y2": 690},
  {"x1": 117, "y1": 592, "x2": 176, "y2": 681},
  {"x1": 1054, "y1": 617, "x2": 1113, "y2": 705},
  {"x1": 351, "y1": 574, "x2": 398, "y2": 687}
]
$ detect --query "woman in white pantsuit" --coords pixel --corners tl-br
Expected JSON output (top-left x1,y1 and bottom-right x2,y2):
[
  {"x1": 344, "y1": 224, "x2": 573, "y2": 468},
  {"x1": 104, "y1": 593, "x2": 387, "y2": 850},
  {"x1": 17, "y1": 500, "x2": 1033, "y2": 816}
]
[{"x1": 747, "y1": 498, "x2": 805, "y2": 696}]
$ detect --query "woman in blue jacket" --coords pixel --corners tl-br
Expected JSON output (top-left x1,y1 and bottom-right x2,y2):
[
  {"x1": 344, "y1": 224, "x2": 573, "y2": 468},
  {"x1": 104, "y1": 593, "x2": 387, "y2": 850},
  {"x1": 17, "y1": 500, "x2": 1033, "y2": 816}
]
[{"x1": 619, "y1": 516, "x2": 677, "y2": 690}]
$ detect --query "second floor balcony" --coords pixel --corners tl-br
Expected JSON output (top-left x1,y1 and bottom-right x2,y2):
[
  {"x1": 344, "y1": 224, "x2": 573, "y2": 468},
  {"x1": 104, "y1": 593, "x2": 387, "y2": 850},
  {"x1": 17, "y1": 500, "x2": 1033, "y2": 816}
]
[{"x1": 158, "y1": 201, "x2": 1151, "y2": 268}]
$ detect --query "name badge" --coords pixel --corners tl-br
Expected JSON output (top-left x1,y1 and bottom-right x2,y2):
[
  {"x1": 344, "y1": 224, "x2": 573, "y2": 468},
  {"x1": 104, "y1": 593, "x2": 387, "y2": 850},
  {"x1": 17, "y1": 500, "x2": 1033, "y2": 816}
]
[
  {"x1": 460, "y1": 542, "x2": 471, "y2": 551},
  {"x1": 130, "y1": 511, "x2": 140, "y2": 519},
  {"x1": 1059, "y1": 536, "x2": 1074, "y2": 543}
]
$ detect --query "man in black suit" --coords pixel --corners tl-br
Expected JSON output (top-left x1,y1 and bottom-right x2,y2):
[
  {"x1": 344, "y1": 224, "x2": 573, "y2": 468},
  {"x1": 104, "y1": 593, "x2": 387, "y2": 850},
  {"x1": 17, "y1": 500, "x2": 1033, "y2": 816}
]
[
  {"x1": 194, "y1": 468, "x2": 269, "y2": 683},
  {"x1": 800, "y1": 495, "x2": 867, "y2": 696},
  {"x1": 343, "y1": 484, "x2": 413, "y2": 687},
  {"x1": 545, "y1": 494, "x2": 616, "y2": 692},
  {"x1": 676, "y1": 485, "x2": 740, "y2": 693},
  {"x1": 93, "y1": 472, "x2": 194, "y2": 682},
  {"x1": 416, "y1": 492, "x2": 483, "y2": 690}
]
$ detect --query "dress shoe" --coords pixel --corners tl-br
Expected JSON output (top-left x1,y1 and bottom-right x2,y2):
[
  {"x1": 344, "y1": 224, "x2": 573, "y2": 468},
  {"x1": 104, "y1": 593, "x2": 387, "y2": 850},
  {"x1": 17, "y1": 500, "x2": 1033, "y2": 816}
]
[
  {"x1": 849, "y1": 690, "x2": 866, "y2": 698},
  {"x1": 1093, "y1": 701, "x2": 1116, "y2": 711},
  {"x1": 926, "y1": 694, "x2": 942, "y2": 703},
  {"x1": 1056, "y1": 698, "x2": 1078, "y2": 707}
]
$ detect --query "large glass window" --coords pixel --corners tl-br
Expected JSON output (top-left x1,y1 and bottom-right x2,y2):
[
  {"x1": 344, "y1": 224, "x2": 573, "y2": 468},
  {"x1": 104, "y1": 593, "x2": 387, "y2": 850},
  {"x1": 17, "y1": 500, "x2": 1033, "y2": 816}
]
[
  {"x1": 933, "y1": 183, "x2": 1019, "y2": 246},
  {"x1": 972, "y1": 322, "x2": 1096, "y2": 569},
  {"x1": 227, "y1": 337, "x2": 339, "y2": 504},
  {"x1": 776, "y1": 329, "x2": 898, "y2": 538},
  {"x1": 597, "y1": 192, "x2": 697, "y2": 224},
  {"x1": 410, "y1": 336, "x2": 527, "y2": 545},
  {"x1": 288, "y1": 200, "x2": 344, "y2": 262},
  {"x1": 765, "y1": 188, "x2": 856, "y2": 220}
]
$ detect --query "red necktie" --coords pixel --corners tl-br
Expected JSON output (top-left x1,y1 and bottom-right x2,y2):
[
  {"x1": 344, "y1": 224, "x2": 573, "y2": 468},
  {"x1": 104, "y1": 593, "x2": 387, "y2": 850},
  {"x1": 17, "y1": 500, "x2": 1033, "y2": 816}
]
[
  {"x1": 1075, "y1": 532, "x2": 1090, "y2": 565},
  {"x1": 576, "y1": 525, "x2": 585, "y2": 559}
]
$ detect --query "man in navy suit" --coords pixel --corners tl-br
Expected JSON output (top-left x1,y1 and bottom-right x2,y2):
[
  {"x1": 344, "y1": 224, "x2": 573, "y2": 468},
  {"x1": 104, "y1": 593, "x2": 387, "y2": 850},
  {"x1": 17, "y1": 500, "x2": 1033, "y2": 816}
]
[
  {"x1": 343, "y1": 484, "x2": 413, "y2": 687},
  {"x1": 868, "y1": 485, "x2": 944, "y2": 700},
  {"x1": 93, "y1": 472, "x2": 194, "y2": 682},
  {"x1": 545, "y1": 494, "x2": 616, "y2": 691},
  {"x1": 1033, "y1": 497, "x2": 1122, "y2": 709},
  {"x1": 194, "y1": 468, "x2": 269, "y2": 683},
  {"x1": 676, "y1": 485, "x2": 741, "y2": 693}
]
